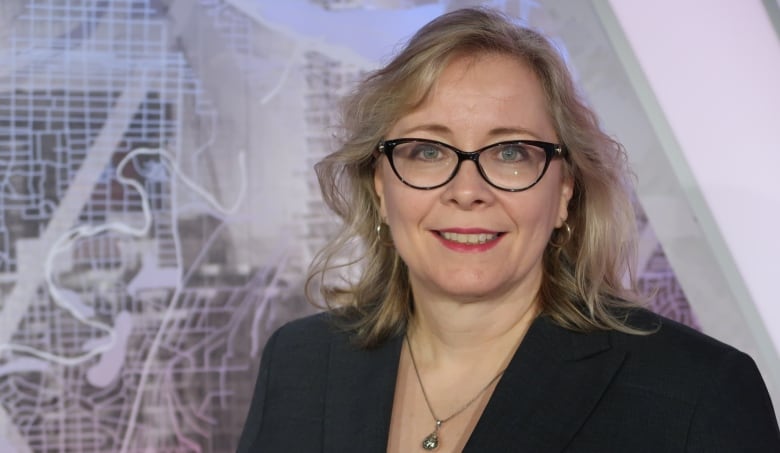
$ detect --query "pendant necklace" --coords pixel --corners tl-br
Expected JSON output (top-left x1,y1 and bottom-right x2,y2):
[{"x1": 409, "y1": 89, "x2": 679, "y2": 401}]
[{"x1": 405, "y1": 335, "x2": 506, "y2": 451}]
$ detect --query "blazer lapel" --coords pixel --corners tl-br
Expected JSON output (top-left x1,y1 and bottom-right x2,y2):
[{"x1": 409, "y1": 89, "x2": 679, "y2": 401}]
[
  {"x1": 322, "y1": 332, "x2": 403, "y2": 453},
  {"x1": 465, "y1": 316, "x2": 626, "y2": 452}
]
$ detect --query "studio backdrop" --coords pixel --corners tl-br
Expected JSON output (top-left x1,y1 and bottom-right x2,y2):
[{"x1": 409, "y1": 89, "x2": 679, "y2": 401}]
[{"x1": 0, "y1": 1, "x2": 775, "y2": 452}]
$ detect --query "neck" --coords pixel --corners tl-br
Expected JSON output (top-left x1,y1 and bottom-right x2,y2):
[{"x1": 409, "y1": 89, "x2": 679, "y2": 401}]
[{"x1": 406, "y1": 290, "x2": 541, "y2": 367}]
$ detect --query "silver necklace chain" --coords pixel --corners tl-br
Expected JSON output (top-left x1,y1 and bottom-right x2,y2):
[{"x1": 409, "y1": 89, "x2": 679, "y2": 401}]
[{"x1": 405, "y1": 335, "x2": 506, "y2": 451}]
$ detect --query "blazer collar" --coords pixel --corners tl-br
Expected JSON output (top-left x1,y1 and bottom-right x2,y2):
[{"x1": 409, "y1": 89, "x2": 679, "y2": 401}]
[
  {"x1": 465, "y1": 315, "x2": 625, "y2": 452},
  {"x1": 322, "y1": 316, "x2": 625, "y2": 453},
  {"x1": 323, "y1": 331, "x2": 403, "y2": 453}
]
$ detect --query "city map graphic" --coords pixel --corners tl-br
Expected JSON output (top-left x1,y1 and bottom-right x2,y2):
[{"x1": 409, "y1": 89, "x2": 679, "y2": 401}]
[{"x1": 0, "y1": 1, "x2": 695, "y2": 451}]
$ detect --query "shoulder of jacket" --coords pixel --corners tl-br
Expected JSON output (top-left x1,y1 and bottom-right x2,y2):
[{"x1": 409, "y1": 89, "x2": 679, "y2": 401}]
[
  {"x1": 269, "y1": 311, "x2": 349, "y2": 351},
  {"x1": 618, "y1": 308, "x2": 737, "y2": 356},
  {"x1": 608, "y1": 309, "x2": 752, "y2": 390}
]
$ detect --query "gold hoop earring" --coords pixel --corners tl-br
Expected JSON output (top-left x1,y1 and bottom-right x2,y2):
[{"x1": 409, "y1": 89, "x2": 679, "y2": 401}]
[
  {"x1": 377, "y1": 222, "x2": 393, "y2": 247},
  {"x1": 550, "y1": 221, "x2": 572, "y2": 249}
]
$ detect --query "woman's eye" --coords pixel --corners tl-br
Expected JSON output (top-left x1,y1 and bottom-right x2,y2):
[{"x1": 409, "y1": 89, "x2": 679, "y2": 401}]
[
  {"x1": 412, "y1": 145, "x2": 442, "y2": 160},
  {"x1": 498, "y1": 145, "x2": 528, "y2": 161}
]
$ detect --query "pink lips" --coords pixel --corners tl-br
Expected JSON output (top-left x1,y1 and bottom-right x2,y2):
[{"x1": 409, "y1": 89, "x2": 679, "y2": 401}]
[{"x1": 434, "y1": 228, "x2": 503, "y2": 252}]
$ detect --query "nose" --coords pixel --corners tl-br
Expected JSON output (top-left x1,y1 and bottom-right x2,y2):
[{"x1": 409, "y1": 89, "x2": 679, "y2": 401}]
[{"x1": 441, "y1": 160, "x2": 495, "y2": 208}]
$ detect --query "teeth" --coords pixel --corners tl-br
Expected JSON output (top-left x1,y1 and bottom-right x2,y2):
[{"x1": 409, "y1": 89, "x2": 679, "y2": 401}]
[{"x1": 441, "y1": 232, "x2": 498, "y2": 244}]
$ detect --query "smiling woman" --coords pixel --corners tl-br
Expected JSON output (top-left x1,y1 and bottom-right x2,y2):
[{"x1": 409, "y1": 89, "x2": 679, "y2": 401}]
[
  {"x1": 374, "y1": 52, "x2": 572, "y2": 316},
  {"x1": 237, "y1": 7, "x2": 780, "y2": 453}
]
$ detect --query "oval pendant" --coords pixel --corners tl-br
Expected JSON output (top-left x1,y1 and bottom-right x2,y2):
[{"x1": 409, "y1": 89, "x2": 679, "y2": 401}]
[{"x1": 422, "y1": 432, "x2": 439, "y2": 450}]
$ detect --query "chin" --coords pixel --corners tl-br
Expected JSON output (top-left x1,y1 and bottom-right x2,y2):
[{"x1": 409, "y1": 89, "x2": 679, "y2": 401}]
[{"x1": 437, "y1": 283, "x2": 513, "y2": 303}]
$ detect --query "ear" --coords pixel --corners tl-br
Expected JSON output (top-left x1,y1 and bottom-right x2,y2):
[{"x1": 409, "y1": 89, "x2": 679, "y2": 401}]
[
  {"x1": 374, "y1": 162, "x2": 387, "y2": 220},
  {"x1": 555, "y1": 172, "x2": 574, "y2": 227}
]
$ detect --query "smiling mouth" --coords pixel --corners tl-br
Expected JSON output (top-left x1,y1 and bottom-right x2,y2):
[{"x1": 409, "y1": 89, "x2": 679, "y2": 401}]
[{"x1": 439, "y1": 231, "x2": 501, "y2": 245}]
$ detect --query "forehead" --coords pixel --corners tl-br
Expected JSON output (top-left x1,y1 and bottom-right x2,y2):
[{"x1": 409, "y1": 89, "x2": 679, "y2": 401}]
[{"x1": 388, "y1": 52, "x2": 556, "y2": 142}]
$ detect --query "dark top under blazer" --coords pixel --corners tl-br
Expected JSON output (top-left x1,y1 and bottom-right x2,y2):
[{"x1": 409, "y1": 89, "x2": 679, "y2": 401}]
[{"x1": 236, "y1": 310, "x2": 780, "y2": 452}]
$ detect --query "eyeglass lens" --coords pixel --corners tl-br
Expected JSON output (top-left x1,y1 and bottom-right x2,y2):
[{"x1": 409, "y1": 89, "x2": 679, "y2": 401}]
[{"x1": 389, "y1": 140, "x2": 549, "y2": 190}]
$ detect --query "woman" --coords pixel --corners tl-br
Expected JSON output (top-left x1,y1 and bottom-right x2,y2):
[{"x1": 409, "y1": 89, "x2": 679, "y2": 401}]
[{"x1": 237, "y1": 8, "x2": 779, "y2": 452}]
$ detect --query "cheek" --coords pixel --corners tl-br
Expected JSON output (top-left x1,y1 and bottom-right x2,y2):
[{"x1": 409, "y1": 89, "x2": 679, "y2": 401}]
[
  {"x1": 384, "y1": 187, "x2": 417, "y2": 226},
  {"x1": 379, "y1": 182, "x2": 436, "y2": 237},
  {"x1": 505, "y1": 185, "x2": 567, "y2": 231},
  {"x1": 376, "y1": 167, "x2": 409, "y2": 225},
  {"x1": 538, "y1": 166, "x2": 573, "y2": 226}
]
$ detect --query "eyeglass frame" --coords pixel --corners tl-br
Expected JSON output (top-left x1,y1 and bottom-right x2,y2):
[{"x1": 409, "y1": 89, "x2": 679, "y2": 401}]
[{"x1": 377, "y1": 137, "x2": 568, "y2": 192}]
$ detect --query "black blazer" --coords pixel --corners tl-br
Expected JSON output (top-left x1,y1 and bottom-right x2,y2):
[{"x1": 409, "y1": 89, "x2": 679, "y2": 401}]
[{"x1": 237, "y1": 310, "x2": 780, "y2": 452}]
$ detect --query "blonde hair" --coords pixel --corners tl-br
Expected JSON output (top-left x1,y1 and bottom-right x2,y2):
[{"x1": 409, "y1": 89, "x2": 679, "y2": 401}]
[{"x1": 308, "y1": 7, "x2": 643, "y2": 348}]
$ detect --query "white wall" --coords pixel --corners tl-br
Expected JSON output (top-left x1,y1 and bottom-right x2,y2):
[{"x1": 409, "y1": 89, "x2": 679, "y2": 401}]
[{"x1": 604, "y1": 0, "x2": 780, "y2": 356}]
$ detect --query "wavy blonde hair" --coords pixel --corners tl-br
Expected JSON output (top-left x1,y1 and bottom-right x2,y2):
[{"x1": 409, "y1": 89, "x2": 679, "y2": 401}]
[{"x1": 307, "y1": 7, "x2": 643, "y2": 348}]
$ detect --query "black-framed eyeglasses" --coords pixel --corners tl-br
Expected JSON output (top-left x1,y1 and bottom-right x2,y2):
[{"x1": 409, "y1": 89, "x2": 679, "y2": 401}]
[{"x1": 377, "y1": 138, "x2": 567, "y2": 192}]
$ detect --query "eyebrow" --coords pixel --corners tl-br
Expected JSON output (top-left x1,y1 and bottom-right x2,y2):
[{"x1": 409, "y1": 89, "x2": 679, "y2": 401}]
[
  {"x1": 398, "y1": 123, "x2": 450, "y2": 136},
  {"x1": 397, "y1": 123, "x2": 542, "y2": 140},
  {"x1": 487, "y1": 127, "x2": 541, "y2": 139}
]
